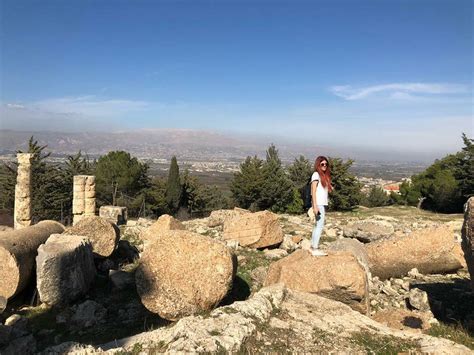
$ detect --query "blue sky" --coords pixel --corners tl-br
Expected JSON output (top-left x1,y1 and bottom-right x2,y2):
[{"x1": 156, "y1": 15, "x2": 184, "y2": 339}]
[{"x1": 1, "y1": 0, "x2": 472, "y2": 157}]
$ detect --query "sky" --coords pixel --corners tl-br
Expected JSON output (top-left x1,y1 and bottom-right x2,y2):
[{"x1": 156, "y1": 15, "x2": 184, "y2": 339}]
[{"x1": 0, "y1": 0, "x2": 472, "y2": 158}]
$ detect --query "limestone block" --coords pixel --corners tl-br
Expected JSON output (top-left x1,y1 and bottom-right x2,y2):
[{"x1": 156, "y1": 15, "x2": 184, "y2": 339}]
[
  {"x1": 36, "y1": 234, "x2": 96, "y2": 305},
  {"x1": 223, "y1": 210, "x2": 284, "y2": 249}
]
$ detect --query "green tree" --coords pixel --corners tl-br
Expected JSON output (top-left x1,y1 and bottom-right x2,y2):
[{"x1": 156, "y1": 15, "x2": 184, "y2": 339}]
[
  {"x1": 398, "y1": 180, "x2": 421, "y2": 206},
  {"x1": 455, "y1": 133, "x2": 474, "y2": 200},
  {"x1": 259, "y1": 144, "x2": 293, "y2": 212},
  {"x1": 328, "y1": 157, "x2": 361, "y2": 211},
  {"x1": 286, "y1": 188, "x2": 304, "y2": 214},
  {"x1": 165, "y1": 156, "x2": 182, "y2": 213},
  {"x1": 95, "y1": 151, "x2": 149, "y2": 207},
  {"x1": 362, "y1": 186, "x2": 390, "y2": 207},
  {"x1": 231, "y1": 155, "x2": 264, "y2": 210},
  {"x1": 288, "y1": 155, "x2": 313, "y2": 190}
]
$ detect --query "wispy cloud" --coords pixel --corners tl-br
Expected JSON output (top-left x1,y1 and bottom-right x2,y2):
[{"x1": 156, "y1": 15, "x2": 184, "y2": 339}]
[
  {"x1": 330, "y1": 83, "x2": 469, "y2": 100},
  {"x1": 31, "y1": 95, "x2": 149, "y2": 117}
]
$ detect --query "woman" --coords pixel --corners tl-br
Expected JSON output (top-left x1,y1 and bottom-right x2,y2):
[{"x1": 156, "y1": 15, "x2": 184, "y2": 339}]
[{"x1": 310, "y1": 156, "x2": 333, "y2": 256}]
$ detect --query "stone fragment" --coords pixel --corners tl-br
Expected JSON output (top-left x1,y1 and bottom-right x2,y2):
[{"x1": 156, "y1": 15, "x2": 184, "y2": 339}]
[
  {"x1": 343, "y1": 220, "x2": 394, "y2": 243},
  {"x1": 409, "y1": 288, "x2": 430, "y2": 311},
  {"x1": 264, "y1": 249, "x2": 369, "y2": 314},
  {"x1": 0, "y1": 220, "x2": 65, "y2": 300},
  {"x1": 0, "y1": 296, "x2": 6, "y2": 314},
  {"x1": 327, "y1": 238, "x2": 370, "y2": 276},
  {"x1": 36, "y1": 234, "x2": 96, "y2": 305},
  {"x1": 64, "y1": 216, "x2": 119, "y2": 257},
  {"x1": 300, "y1": 239, "x2": 312, "y2": 250},
  {"x1": 367, "y1": 226, "x2": 465, "y2": 280},
  {"x1": 99, "y1": 206, "x2": 128, "y2": 225},
  {"x1": 263, "y1": 248, "x2": 288, "y2": 259},
  {"x1": 223, "y1": 211, "x2": 284, "y2": 249},
  {"x1": 208, "y1": 207, "x2": 251, "y2": 227},
  {"x1": 461, "y1": 197, "x2": 474, "y2": 290},
  {"x1": 280, "y1": 235, "x2": 297, "y2": 252},
  {"x1": 135, "y1": 229, "x2": 235, "y2": 320},
  {"x1": 72, "y1": 175, "x2": 96, "y2": 225}
]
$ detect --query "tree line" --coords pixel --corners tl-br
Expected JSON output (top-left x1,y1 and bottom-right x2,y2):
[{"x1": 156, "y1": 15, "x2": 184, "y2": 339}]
[{"x1": 0, "y1": 134, "x2": 471, "y2": 224}]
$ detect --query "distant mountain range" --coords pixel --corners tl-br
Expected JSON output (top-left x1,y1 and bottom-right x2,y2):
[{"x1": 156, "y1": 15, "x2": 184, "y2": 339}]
[{"x1": 0, "y1": 129, "x2": 435, "y2": 163}]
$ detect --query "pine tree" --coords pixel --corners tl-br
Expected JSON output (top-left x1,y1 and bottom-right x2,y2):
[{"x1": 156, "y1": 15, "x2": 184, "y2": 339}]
[
  {"x1": 165, "y1": 156, "x2": 182, "y2": 213},
  {"x1": 231, "y1": 155, "x2": 264, "y2": 210},
  {"x1": 362, "y1": 186, "x2": 389, "y2": 207},
  {"x1": 260, "y1": 144, "x2": 293, "y2": 212},
  {"x1": 288, "y1": 155, "x2": 313, "y2": 190},
  {"x1": 328, "y1": 158, "x2": 361, "y2": 211}
]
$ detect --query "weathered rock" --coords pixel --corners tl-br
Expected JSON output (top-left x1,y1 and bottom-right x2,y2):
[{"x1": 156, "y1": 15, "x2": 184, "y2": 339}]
[
  {"x1": 64, "y1": 216, "x2": 119, "y2": 257},
  {"x1": 280, "y1": 235, "x2": 297, "y2": 252},
  {"x1": 408, "y1": 288, "x2": 430, "y2": 311},
  {"x1": 343, "y1": 220, "x2": 394, "y2": 243},
  {"x1": 461, "y1": 197, "x2": 474, "y2": 290},
  {"x1": 109, "y1": 270, "x2": 135, "y2": 290},
  {"x1": 135, "y1": 229, "x2": 235, "y2": 320},
  {"x1": 113, "y1": 240, "x2": 139, "y2": 264},
  {"x1": 0, "y1": 220, "x2": 65, "y2": 300},
  {"x1": 72, "y1": 175, "x2": 96, "y2": 225},
  {"x1": 36, "y1": 234, "x2": 96, "y2": 305},
  {"x1": 71, "y1": 300, "x2": 106, "y2": 328},
  {"x1": 223, "y1": 210, "x2": 284, "y2": 249},
  {"x1": 47, "y1": 285, "x2": 472, "y2": 354},
  {"x1": 99, "y1": 206, "x2": 128, "y2": 225},
  {"x1": 300, "y1": 238, "x2": 311, "y2": 250},
  {"x1": 263, "y1": 248, "x2": 288, "y2": 259},
  {"x1": 264, "y1": 249, "x2": 369, "y2": 314},
  {"x1": 140, "y1": 214, "x2": 185, "y2": 246},
  {"x1": 366, "y1": 225, "x2": 465, "y2": 280},
  {"x1": 327, "y1": 238, "x2": 370, "y2": 276},
  {"x1": 208, "y1": 207, "x2": 251, "y2": 227}
]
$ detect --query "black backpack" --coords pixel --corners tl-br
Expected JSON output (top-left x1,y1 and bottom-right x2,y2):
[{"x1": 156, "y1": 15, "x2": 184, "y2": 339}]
[{"x1": 303, "y1": 177, "x2": 312, "y2": 209}]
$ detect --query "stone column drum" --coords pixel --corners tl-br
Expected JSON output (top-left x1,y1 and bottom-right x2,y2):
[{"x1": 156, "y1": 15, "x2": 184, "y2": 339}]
[
  {"x1": 73, "y1": 175, "x2": 96, "y2": 225},
  {"x1": 14, "y1": 153, "x2": 33, "y2": 230}
]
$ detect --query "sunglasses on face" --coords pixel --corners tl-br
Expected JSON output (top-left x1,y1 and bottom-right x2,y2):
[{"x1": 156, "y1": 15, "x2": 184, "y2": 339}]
[{"x1": 320, "y1": 163, "x2": 328, "y2": 167}]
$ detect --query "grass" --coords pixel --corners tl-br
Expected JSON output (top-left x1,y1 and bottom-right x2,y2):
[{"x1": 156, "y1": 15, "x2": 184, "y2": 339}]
[
  {"x1": 236, "y1": 248, "x2": 273, "y2": 289},
  {"x1": 427, "y1": 323, "x2": 474, "y2": 350},
  {"x1": 347, "y1": 205, "x2": 463, "y2": 222},
  {"x1": 350, "y1": 331, "x2": 419, "y2": 354}
]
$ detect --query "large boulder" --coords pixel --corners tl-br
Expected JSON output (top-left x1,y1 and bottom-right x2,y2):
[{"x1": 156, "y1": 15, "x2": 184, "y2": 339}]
[
  {"x1": 64, "y1": 216, "x2": 119, "y2": 257},
  {"x1": 140, "y1": 214, "x2": 185, "y2": 247},
  {"x1": 343, "y1": 220, "x2": 394, "y2": 243},
  {"x1": 36, "y1": 234, "x2": 96, "y2": 305},
  {"x1": 208, "y1": 207, "x2": 250, "y2": 227},
  {"x1": 327, "y1": 238, "x2": 371, "y2": 276},
  {"x1": 223, "y1": 210, "x2": 283, "y2": 249},
  {"x1": 461, "y1": 197, "x2": 474, "y2": 290},
  {"x1": 367, "y1": 225, "x2": 465, "y2": 280},
  {"x1": 264, "y1": 249, "x2": 369, "y2": 314},
  {"x1": 135, "y1": 230, "x2": 235, "y2": 320}
]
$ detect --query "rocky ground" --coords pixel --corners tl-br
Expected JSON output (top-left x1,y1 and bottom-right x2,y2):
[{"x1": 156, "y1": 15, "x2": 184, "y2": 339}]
[{"x1": 1, "y1": 205, "x2": 473, "y2": 353}]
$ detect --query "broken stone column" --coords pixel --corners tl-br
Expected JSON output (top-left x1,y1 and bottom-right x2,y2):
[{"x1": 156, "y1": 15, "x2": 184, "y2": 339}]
[
  {"x1": 14, "y1": 153, "x2": 33, "y2": 230},
  {"x1": 73, "y1": 175, "x2": 96, "y2": 225},
  {"x1": 36, "y1": 234, "x2": 96, "y2": 305},
  {"x1": 0, "y1": 220, "x2": 65, "y2": 300},
  {"x1": 65, "y1": 216, "x2": 119, "y2": 257}
]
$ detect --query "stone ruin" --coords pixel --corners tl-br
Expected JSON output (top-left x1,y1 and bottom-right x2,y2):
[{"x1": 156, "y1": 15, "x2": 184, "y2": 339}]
[
  {"x1": 99, "y1": 205, "x2": 128, "y2": 225},
  {"x1": 72, "y1": 175, "x2": 96, "y2": 225},
  {"x1": 14, "y1": 153, "x2": 33, "y2": 230}
]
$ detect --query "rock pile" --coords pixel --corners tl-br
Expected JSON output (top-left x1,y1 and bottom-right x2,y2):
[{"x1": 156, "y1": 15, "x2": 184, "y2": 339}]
[{"x1": 461, "y1": 197, "x2": 474, "y2": 290}]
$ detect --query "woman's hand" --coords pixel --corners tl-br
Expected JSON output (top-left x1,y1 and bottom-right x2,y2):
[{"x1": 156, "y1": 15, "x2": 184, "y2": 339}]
[{"x1": 313, "y1": 206, "x2": 319, "y2": 216}]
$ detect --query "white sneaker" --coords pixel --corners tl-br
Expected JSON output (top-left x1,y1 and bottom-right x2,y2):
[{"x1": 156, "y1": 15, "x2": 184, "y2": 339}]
[{"x1": 311, "y1": 249, "x2": 328, "y2": 256}]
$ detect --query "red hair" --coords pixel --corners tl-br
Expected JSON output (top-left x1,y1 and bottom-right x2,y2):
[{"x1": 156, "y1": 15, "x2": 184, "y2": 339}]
[{"x1": 314, "y1": 156, "x2": 333, "y2": 192}]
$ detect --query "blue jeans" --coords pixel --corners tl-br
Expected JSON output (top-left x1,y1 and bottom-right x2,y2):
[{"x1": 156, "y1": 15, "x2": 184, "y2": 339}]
[{"x1": 311, "y1": 205, "x2": 325, "y2": 249}]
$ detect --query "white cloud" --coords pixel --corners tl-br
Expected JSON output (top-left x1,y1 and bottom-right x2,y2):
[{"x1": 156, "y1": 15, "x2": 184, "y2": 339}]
[
  {"x1": 31, "y1": 95, "x2": 149, "y2": 117},
  {"x1": 330, "y1": 83, "x2": 469, "y2": 100}
]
